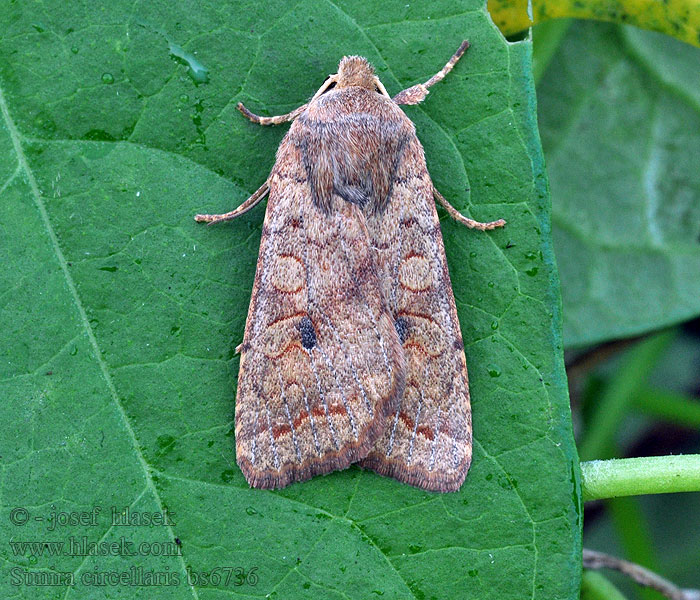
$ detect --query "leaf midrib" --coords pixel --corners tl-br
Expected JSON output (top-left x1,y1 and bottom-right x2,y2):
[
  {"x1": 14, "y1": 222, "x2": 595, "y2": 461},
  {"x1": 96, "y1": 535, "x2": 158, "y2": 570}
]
[{"x1": 0, "y1": 82, "x2": 201, "y2": 600}]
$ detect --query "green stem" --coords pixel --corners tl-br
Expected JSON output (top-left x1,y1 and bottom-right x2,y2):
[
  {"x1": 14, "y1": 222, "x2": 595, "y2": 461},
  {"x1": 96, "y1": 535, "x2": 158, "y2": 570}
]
[
  {"x1": 581, "y1": 455, "x2": 700, "y2": 501},
  {"x1": 580, "y1": 571, "x2": 629, "y2": 600}
]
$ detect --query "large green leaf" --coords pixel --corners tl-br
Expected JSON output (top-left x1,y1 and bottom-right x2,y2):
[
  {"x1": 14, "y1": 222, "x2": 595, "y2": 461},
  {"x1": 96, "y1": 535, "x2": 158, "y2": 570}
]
[
  {"x1": 538, "y1": 22, "x2": 700, "y2": 347},
  {"x1": 0, "y1": 1, "x2": 579, "y2": 598}
]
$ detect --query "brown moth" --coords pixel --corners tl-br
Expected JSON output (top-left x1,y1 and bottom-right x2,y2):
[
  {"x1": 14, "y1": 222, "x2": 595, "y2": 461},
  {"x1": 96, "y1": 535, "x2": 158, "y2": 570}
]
[{"x1": 195, "y1": 41, "x2": 505, "y2": 492}]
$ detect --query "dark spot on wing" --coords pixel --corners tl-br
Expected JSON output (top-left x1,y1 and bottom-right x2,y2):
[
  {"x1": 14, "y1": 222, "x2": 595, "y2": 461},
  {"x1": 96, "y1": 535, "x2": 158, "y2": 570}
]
[
  {"x1": 298, "y1": 316, "x2": 317, "y2": 350},
  {"x1": 394, "y1": 317, "x2": 409, "y2": 344}
]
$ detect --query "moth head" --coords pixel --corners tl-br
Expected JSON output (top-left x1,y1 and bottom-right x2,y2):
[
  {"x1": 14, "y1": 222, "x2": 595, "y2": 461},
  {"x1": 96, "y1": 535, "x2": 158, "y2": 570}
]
[{"x1": 336, "y1": 55, "x2": 376, "y2": 89}]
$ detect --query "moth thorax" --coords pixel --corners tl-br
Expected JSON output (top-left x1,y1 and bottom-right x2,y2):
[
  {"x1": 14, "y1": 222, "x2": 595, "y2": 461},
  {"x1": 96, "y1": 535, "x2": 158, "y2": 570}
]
[{"x1": 336, "y1": 56, "x2": 375, "y2": 89}]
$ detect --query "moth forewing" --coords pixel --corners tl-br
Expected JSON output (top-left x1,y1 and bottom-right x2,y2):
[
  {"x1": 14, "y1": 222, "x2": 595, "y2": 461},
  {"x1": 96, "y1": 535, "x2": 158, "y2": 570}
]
[
  {"x1": 233, "y1": 144, "x2": 405, "y2": 490},
  {"x1": 195, "y1": 41, "x2": 505, "y2": 491},
  {"x1": 358, "y1": 135, "x2": 473, "y2": 492}
]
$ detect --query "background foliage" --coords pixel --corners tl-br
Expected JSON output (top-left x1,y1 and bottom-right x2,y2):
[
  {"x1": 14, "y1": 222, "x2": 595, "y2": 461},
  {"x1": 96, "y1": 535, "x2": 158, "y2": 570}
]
[
  {"x1": 540, "y1": 22, "x2": 700, "y2": 347},
  {"x1": 536, "y1": 20, "x2": 700, "y2": 600}
]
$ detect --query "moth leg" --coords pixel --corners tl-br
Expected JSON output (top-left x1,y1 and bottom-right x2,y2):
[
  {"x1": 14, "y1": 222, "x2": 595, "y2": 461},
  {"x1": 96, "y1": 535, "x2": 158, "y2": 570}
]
[
  {"x1": 237, "y1": 102, "x2": 308, "y2": 126},
  {"x1": 433, "y1": 187, "x2": 506, "y2": 231},
  {"x1": 392, "y1": 40, "x2": 470, "y2": 106},
  {"x1": 194, "y1": 180, "x2": 269, "y2": 225}
]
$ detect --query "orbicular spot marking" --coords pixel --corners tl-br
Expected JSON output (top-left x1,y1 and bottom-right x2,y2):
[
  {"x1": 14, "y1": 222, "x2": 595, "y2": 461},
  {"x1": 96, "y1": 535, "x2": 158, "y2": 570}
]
[
  {"x1": 298, "y1": 316, "x2": 317, "y2": 350},
  {"x1": 399, "y1": 255, "x2": 432, "y2": 291},
  {"x1": 402, "y1": 314, "x2": 446, "y2": 357},
  {"x1": 270, "y1": 254, "x2": 305, "y2": 293},
  {"x1": 394, "y1": 316, "x2": 409, "y2": 344}
]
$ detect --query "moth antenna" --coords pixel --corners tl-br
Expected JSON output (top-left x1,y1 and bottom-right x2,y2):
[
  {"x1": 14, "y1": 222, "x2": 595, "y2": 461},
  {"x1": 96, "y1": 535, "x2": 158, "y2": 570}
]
[
  {"x1": 237, "y1": 102, "x2": 307, "y2": 126},
  {"x1": 374, "y1": 77, "x2": 391, "y2": 98},
  {"x1": 433, "y1": 187, "x2": 506, "y2": 231},
  {"x1": 392, "y1": 40, "x2": 470, "y2": 105},
  {"x1": 311, "y1": 75, "x2": 339, "y2": 100},
  {"x1": 194, "y1": 181, "x2": 270, "y2": 225}
]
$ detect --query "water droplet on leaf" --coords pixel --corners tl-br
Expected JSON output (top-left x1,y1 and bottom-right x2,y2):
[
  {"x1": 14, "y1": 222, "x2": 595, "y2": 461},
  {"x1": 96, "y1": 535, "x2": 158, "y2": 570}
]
[{"x1": 169, "y1": 42, "x2": 209, "y2": 84}]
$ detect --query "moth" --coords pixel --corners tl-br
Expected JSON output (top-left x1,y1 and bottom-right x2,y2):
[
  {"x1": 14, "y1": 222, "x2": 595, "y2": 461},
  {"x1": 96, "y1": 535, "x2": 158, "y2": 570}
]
[{"x1": 196, "y1": 41, "x2": 505, "y2": 492}]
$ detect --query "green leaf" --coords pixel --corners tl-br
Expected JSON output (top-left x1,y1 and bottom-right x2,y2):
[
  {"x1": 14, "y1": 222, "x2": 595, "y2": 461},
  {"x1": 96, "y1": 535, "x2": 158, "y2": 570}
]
[
  {"x1": 0, "y1": 1, "x2": 579, "y2": 598},
  {"x1": 538, "y1": 22, "x2": 700, "y2": 347}
]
